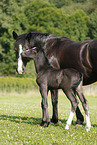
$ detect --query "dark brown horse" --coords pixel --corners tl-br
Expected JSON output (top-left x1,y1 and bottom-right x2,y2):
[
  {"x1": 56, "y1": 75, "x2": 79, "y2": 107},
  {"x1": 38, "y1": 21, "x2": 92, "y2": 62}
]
[
  {"x1": 43, "y1": 37, "x2": 96, "y2": 86},
  {"x1": 12, "y1": 31, "x2": 87, "y2": 125},
  {"x1": 24, "y1": 32, "x2": 97, "y2": 85}
]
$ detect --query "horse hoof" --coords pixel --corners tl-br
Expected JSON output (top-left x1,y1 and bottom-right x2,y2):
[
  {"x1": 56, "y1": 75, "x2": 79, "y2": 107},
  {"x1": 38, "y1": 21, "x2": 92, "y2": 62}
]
[
  {"x1": 40, "y1": 121, "x2": 50, "y2": 127},
  {"x1": 76, "y1": 119, "x2": 83, "y2": 125},
  {"x1": 50, "y1": 121, "x2": 54, "y2": 124},
  {"x1": 51, "y1": 118, "x2": 58, "y2": 124},
  {"x1": 40, "y1": 122, "x2": 44, "y2": 126},
  {"x1": 65, "y1": 124, "x2": 69, "y2": 130},
  {"x1": 86, "y1": 126, "x2": 91, "y2": 132},
  {"x1": 44, "y1": 122, "x2": 50, "y2": 127}
]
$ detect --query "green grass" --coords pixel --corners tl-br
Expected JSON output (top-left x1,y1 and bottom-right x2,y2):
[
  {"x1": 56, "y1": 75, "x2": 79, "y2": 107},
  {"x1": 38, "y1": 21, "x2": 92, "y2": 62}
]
[{"x1": 0, "y1": 90, "x2": 97, "y2": 145}]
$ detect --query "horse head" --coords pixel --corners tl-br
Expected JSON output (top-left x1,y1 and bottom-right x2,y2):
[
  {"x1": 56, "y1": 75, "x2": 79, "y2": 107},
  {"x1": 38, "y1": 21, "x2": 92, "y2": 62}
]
[{"x1": 12, "y1": 31, "x2": 33, "y2": 74}]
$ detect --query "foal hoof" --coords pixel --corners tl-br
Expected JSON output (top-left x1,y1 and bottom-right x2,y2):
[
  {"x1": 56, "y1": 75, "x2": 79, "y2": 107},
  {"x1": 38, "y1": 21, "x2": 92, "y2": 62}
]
[
  {"x1": 44, "y1": 122, "x2": 50, "y2": 127},
  {"x1": 40, "y1": 121, "x2": 50, "y2": 127},
  {"x1": 86, "y1": 126, "x2": 91, "y2": 132},
  {"x1": 65, "y1": 124, "x2": 69, "y2": 130}
]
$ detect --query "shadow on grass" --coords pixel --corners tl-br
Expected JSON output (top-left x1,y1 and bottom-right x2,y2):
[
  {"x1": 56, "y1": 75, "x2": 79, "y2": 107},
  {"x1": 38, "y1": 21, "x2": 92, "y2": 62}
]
[
  {"x1": 0, "y1": 115, "x2": 67, "y2": 127},
  {"x1": 92, "y1": 124, "x2": 97, "y2": 127},
  {"x1": 0, "y1": 115, "x2": 41, "y2": 125},
  {"x1": 1, "y1": 115, "x2": 96, "y2": 128}
]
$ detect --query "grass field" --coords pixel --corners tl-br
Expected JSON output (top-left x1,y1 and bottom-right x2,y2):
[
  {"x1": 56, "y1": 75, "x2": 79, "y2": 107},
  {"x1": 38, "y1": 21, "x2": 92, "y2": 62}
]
[{"x1": 0, "y1": 88, "x2": 97, "y2": 145}]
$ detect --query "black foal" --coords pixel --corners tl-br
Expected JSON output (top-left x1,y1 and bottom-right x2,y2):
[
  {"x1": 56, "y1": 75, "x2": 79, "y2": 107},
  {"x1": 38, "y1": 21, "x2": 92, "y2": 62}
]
[{"x1": 23, "y1": 45, "x2": 91, "y2": 131}]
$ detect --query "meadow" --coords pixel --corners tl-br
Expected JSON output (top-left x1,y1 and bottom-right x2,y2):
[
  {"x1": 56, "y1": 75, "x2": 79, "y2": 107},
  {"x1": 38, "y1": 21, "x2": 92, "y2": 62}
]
[{"x1": 0, "y1": 77, "x2": 97, "y2": 145}]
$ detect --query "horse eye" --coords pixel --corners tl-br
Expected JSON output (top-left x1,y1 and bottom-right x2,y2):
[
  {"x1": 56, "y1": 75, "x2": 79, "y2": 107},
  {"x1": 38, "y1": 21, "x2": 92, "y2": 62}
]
[{"x1": 14, "y1": 47, "x2": 17, "y2": 51}]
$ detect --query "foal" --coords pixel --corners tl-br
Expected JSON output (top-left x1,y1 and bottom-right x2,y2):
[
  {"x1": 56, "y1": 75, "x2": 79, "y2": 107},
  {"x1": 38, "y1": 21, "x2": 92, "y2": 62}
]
[{"x1": 23, "y1": 46, "x2": 91, "y2": 131}]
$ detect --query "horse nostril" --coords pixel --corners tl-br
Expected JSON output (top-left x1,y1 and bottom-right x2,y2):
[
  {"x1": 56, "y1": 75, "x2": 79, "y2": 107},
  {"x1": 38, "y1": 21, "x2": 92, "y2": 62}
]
[{"x1": 18, "y1": 71, "x2": 22, "y2": 74}]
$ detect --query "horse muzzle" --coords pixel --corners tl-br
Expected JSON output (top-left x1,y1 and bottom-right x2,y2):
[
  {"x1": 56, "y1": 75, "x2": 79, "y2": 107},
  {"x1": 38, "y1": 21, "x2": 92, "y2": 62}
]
[
  {"x1": 18, "y1": 70, "x2": 23, "y2": 74},
  {"x1": 17, "y1": 64, "x2": 25, "y2": 74}
]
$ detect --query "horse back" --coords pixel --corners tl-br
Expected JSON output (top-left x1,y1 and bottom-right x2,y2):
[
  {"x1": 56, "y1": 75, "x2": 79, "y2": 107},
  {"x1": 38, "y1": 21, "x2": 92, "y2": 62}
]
[{"x1": 44, "y1": 37, "x2": 93, "y2": 77}]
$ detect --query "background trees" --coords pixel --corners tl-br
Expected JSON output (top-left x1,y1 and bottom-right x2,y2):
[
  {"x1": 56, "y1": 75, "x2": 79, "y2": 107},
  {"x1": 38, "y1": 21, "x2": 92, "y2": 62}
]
[{"x1": 0, "y1": 0, "x2": 97, "y2": 76}]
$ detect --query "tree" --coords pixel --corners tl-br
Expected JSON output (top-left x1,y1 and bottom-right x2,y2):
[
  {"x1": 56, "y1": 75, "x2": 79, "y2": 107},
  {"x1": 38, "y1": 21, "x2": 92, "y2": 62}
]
[
  {"x1": 88, "y1": 12, "x2": 97, "y2": 39},
  {"x1": 24, "y1": 0, "x2": 53, "y2": 24},
  {"x1": 49, "y1": 0, "x2": 72, "y2": 8},
  {"x1": 65, "y1": 10, "x2": 89, "y2": 41},
  {"x1": 0, "y1": 0, "x2": 32, "y2": 75},
  {"x1": 26, "y1": 6, "x2": 67, "y2": 36},
  {"x1": 24, "y1": 1, "x2": 89, "y2": 40},
  {"x1": 0, "y1": 0, "x2": 93, "y2": 76}
]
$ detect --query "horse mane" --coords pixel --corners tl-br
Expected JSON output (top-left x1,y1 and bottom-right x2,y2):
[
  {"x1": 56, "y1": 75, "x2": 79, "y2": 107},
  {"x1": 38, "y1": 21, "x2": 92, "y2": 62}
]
[{"x1": 16, "y1": 32, "x2": 51, "y2": 42}]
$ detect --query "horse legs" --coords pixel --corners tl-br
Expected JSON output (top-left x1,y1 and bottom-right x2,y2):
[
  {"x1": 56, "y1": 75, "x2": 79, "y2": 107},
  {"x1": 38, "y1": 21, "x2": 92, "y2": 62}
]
[
  {"x1": 75, "y1": 106, "x2": 84, "y2": 125},
  {"x1": 50, "y1": 90, "x2": 83, "y2": 125},
  {"x1": 74, "y1": 79, "x2": 84, "y2": 124},
  {"x1": 50, "y1": 90, "x2": 58, "y2": 123},
  {"x1": 63, "y1": 90, "x2": 79, "y2": 130},
  {"x1": 77, "y1": 91, "x2": 91, "y2": 131},
  {"x1": 39, "y1": 85, "x2": 50, "y2": 127},
  {"x1": 65, "y1": 109, "x2": 75, "y2": 130}
]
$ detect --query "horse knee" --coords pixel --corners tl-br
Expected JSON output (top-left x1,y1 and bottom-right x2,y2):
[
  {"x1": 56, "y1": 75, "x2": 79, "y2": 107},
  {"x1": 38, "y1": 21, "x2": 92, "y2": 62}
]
[
  {"x1": 41, "y1": 101, "x2": 48, "y2": 109},
  {"x1": 82, "y1": 100, "x2": 88, "y2": 113},
  {"x1": 72, "y1": 100, "x2": 79, "y2": 111}
]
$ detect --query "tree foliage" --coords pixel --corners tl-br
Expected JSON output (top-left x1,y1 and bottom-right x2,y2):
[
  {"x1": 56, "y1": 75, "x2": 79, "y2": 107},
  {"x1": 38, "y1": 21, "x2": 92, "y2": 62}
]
[
  {"x1": 24, "y1": 1, "x2": 89, "y2": 40},
  {"x1": 88, "y1": 12, "x2": 97, "y2": 39},
  {"x1": 49, "y1": 0, "x2": 72, "y2": 8}
]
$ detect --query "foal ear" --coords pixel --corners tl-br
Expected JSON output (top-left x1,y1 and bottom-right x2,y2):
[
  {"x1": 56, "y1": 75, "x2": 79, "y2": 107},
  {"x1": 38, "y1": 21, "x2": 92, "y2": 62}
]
[
  {"x1": 26, "y1": 32, "x2": 32, "y2": 42},
  {"x1": 12, "y1": 31, "x2": 18, "y2": 40}
]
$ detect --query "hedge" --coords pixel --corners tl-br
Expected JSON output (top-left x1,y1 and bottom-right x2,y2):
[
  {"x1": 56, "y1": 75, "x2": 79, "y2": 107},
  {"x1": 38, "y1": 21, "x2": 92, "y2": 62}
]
[{"x1": 0, "y1": 77, "x2": 38, "y2": 93}]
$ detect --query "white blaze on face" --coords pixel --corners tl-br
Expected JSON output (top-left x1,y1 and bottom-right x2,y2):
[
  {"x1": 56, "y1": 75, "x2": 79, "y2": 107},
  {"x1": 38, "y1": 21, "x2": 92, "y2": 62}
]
[{"x1": 18, "y1": 44, "x2": 23, "y2": 74}]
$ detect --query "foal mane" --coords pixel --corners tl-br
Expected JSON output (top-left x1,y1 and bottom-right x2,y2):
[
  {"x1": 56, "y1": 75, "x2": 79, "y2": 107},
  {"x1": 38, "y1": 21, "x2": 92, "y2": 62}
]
[{"x1": 33, "y1": 38, "x2": 51, "y2": 67}]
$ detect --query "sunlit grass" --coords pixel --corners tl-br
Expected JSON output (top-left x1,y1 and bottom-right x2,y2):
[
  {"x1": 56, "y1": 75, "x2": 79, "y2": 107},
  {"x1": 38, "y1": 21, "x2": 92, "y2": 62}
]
[{"x1": 0, "y1": 88, "x2": 97, "y2": 145}]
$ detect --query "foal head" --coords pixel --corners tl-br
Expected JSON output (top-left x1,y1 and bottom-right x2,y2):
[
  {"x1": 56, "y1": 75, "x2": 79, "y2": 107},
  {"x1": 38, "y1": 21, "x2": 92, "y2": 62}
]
[{"x1": 23, "y1": 41, "x2": 50, "y2": 73}]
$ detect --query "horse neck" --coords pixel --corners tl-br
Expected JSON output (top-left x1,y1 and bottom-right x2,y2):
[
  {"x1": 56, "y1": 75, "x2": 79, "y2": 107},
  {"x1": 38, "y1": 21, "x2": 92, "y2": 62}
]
[
  {"x1": 34, "y1": 51, "x2": 49, "y2": 74},
  {"x1": 30, "y1": 33, "x2": 54, "y2": 47}
]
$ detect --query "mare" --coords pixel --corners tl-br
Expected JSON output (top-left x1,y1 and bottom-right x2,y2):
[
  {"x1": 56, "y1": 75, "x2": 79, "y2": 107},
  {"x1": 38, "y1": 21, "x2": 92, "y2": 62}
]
[
  {"x1": 23, "y1": 43, "x2": 91, "y2": 131},
  {"x1": 12, "y1": 31, "x2": 84, "y2": 124}
]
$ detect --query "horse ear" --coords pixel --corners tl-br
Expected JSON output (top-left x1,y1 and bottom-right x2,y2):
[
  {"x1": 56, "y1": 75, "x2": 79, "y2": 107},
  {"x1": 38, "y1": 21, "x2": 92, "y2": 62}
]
[
  {"x1": 13, "y1": 31, "x2": 18, "y2": 40},
  {"x1": 26, "y1": 32, "x2": 32, "y2": 42}
]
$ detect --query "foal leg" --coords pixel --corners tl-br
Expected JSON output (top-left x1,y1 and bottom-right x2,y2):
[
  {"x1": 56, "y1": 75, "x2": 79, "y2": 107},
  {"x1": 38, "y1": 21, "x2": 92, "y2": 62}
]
[
  {"x1": 75, "y1": 80, "x2": 84, "y2": 125},
  {"x1": 50, "y1": 90, "x2": 83, "y2": 125},
  {"x1": 40, "y1": 86, "x2": 50, "y2": 127},
  {"x1": 65, "y1": 108, "x2": 75, "y2": 130},
  {"x1": 64, "y1": 90, "x2": 79, "y2": 130},
  {"x1": 77, "y1": 91, "x2": 91, "y2": 131},
  {"x1": 50, "y1": 90, "x2": 58, "y2": 123}
]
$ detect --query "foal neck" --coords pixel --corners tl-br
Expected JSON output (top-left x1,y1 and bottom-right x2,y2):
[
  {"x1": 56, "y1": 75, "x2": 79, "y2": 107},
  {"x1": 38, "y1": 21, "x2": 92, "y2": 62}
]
[{"x1": 34, "y1": 51, "x2": 50, "y2": 73}]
